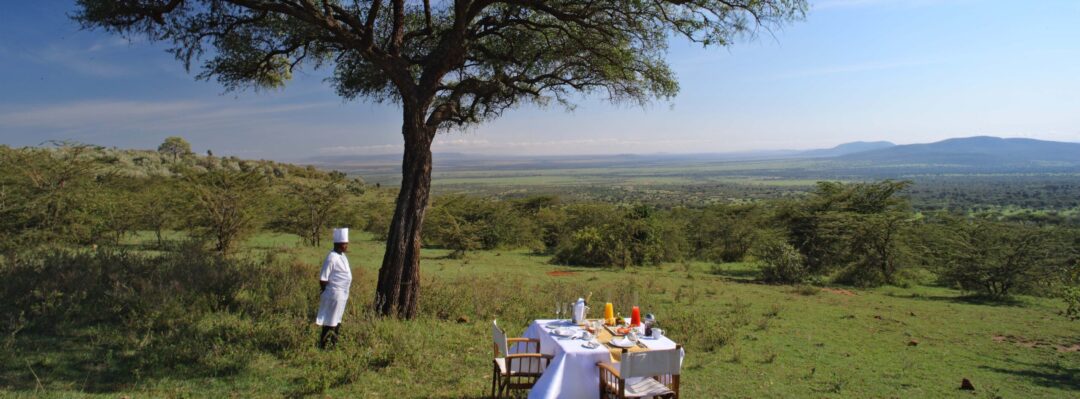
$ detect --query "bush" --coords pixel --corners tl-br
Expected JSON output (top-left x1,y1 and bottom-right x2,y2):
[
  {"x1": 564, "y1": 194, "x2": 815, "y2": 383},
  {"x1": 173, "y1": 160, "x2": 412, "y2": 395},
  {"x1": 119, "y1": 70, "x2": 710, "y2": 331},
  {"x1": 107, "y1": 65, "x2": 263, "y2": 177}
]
[
  {"x1": 0, "y1": 246, "x2": 314, "y2": 378},
  {"x1": 423, "y1": 194, "x2": 540, "y2": 257},
  {"x1": 753, "y1": 235, "x2": 808, "y2": 284},
  {"x1": 552, "y1": 204, "x2": 686, "y2": 267},
  {"x1": 934, "y1": 219, "x2": 1065, "y2": 298},
  {"x1": 1065, "y1": 286, "x2": 1080, "y2": 321},
  {"x1": 688, "y1": 203, "x2": 761, "y2": 262}
]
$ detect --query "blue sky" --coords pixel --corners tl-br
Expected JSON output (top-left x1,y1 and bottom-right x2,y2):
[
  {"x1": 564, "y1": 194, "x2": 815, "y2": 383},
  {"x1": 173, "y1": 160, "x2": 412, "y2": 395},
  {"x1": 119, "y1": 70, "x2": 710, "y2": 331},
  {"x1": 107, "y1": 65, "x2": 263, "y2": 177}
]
[{"x1": 1, "y1": 0, "x2": 1078, "y2": 160}]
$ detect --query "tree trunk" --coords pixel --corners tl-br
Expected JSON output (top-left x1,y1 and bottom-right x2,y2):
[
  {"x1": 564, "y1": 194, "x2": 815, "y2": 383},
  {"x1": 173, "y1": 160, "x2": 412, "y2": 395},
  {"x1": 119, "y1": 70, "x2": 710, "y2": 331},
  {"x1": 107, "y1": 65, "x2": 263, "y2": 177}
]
[{"x1": 375, "y1": 107, "x2": 435, "y2": 318}]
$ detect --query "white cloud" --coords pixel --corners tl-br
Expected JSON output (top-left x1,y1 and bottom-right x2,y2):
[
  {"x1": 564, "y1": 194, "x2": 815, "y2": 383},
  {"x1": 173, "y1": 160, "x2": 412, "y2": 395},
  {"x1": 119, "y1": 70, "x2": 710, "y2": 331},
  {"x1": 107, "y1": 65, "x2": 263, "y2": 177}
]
[
  {"x1": 813, "y1": 0, "x2": 957, "y2": 10},
  {"x1": 0, "y1": 99, "x2": 338, "y2": 134},
  {"x1": 769, "y1": 59, "x2": 939, "y2": 80},
  {"x1": 319, "y1": 136, "x2": 726, "y2": 156},
  {"x1": 29, "y1": 43, "x2": 135, "y2": 78},
  {"x1": 0, "y1": 101, "x2": 203, "y2": 129}
]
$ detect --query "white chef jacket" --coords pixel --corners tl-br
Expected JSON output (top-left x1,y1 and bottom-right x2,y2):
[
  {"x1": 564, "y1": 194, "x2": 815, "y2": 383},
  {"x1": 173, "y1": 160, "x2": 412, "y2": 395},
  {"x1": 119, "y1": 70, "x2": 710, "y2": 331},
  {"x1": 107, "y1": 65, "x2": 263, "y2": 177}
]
[
  {"x1": 319, "y1": 251, "x2": 352, "y2": 292},
  {"x1": 316, "y1": 251, "x2": 352, "y2": 327}
]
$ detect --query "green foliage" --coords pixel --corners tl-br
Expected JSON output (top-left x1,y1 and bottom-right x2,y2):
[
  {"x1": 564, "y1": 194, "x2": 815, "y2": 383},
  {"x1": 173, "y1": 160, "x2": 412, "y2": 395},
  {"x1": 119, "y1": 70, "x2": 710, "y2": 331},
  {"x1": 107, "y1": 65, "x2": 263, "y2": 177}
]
[
  {"x1": 271, "y1": 178, "x2": 350, "y2": 247},
  {"x1": 753, "y1": 232, "x2": 808, "y2": 284},
  {"x1": 688, "y1": 203, "x2": 762, "y2": 262},
  {"x1": 134, "y1": 179, "x2": 183, "y2": 247},
  {"x1": 775, "y1": 180, "x2": 914, "y2": 286},
  {"x1": 183, "y1": 169, "x2": 270, "y2": 254},
  {"x1": 75, "y1": 0, "x2": 806, "y2": 127},
  {"x1": 424, "y1": 194, "x2": 540, "y2": 258},
  {"x1": 3, "y1": 232, "x2": 1080, "y2": 397},
  {"x1": 355, "y1": 189, "x2": 397, "y2": 241},
  {"x1": 158, "y1": 136, "x2": 193, "y2": 161},
  {"x1": 0, "y1": 144, "x2": 104, "y2": 259},
  {"x1": 551, "y1": 204, "x2": 686, "y2": 267},
  {"x1": 1064, "y1": 265, "x2": 1080, "y2": 320},
  {"x1": 933, "y1": 217, "x2": 1067, "y2": 298}
]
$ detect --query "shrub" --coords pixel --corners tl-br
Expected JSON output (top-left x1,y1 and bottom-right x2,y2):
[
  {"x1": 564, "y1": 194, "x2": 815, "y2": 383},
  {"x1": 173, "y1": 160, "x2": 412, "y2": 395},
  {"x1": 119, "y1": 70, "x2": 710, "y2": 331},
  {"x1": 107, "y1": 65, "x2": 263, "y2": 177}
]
[
  {"x1": 552, "y1": 204, "x2": 686, "y2": 267},
  {"x1": 934, "y1": 219, "x2": 1065, "y2": 298},
  {"x1": 1064, "y1": 286, "x2": 1080, "y2": 321},
  {"x1": 0, "y1": 246, "x2": 314, "y2": 379},
  {"x1": 423, "y1": 195, "x2": 540, "y2": 257},
  {"x1": 688, "y1": 203, "x2": 762, "y2": 262},
  {"x1": 753, "y1": 235, "x2": 808, "y2": 284}
]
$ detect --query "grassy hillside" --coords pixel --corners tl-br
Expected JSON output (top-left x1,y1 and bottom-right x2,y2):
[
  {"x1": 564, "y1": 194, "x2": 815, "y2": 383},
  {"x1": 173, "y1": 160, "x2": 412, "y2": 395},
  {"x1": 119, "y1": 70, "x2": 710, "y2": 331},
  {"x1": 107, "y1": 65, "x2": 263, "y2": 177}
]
[{"x1": 2, "y1": 231, "x2": 1076, "y2": 398}]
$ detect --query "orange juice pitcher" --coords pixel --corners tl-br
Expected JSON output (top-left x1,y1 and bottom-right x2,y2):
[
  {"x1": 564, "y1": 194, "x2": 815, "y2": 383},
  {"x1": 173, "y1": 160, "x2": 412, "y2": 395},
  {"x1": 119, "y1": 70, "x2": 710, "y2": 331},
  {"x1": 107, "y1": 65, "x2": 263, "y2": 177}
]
[{"x1": 604, "y1": 302, "x2": 614, "y2": 325}]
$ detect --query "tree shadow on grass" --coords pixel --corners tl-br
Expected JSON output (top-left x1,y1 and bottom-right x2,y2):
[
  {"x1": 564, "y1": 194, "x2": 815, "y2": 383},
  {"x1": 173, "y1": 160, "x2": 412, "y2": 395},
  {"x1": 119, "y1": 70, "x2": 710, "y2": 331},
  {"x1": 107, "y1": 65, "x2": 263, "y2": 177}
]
[
  {"x1": 883, "y1": 292, "x2": 1028, "y2": 307},
  {"x1": 707, "y1": 264, "x2": 760, "y2": 282},
  {"x1": 0, "y1": 330, "x2": 248, "y2": 394},
  {"x1": 980, "y1": 360, "x2": 1080, "y2": 391}
]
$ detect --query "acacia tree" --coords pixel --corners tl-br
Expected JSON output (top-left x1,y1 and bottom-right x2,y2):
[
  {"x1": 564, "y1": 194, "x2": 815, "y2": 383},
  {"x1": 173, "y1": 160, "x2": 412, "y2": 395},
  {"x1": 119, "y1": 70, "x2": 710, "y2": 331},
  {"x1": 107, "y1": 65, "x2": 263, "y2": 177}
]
[
  {"x1": 76, "y1": 0, "x2": 807, "y2": 318},
  {"x1": 158, "y1": 136, "x2": 192, "y2": 162},
  {"x1": 277, "y1": 178, "x2": 349, "y2": 246}
]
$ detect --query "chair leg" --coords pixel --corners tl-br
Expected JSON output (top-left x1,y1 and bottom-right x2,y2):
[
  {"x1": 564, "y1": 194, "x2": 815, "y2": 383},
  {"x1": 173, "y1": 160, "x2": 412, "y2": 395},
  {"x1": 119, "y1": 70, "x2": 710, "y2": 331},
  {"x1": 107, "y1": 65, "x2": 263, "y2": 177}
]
[{"x1": 491, "y1": 368, "x2": 498, "y2": 399}]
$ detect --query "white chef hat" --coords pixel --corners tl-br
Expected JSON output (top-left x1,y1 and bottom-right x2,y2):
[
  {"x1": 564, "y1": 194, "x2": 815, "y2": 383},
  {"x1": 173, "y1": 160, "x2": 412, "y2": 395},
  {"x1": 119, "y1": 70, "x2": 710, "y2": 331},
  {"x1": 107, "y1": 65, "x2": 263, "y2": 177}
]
[{"x1": 332, "y1": 228, "x2": 349, "y2": 243}]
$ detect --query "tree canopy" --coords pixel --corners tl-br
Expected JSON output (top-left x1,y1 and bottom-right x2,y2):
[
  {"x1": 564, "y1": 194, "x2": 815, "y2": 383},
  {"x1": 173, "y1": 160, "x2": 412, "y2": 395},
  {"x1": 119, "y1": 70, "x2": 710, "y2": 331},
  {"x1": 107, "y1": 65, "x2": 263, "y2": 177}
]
[
  {"x1": 158, "y1": 136, "x2": 193, "y2": 161},
  {"x1": 77, "y1": 0, "x2": 807, "y2": 127}
]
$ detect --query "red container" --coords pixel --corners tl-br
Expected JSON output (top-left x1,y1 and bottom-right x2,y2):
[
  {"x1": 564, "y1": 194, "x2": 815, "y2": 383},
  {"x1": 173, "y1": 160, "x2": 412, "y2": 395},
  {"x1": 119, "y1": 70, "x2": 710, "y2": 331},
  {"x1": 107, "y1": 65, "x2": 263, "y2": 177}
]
[{"x1": 631, "y1": 306, "x2": 641, "y2": 326}]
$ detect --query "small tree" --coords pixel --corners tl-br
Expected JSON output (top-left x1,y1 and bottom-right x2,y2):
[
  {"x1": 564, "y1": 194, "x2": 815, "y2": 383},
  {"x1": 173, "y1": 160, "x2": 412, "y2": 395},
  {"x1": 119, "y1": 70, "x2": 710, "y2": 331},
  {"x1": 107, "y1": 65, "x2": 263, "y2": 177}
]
[
  {"x1": 183, "y1": 169, "x2": 269, "y2": 255},
  {"x1": 158, "y1": 136, "x2": 192, "y2": 162},
  {"x1": 274, "y1": 178, "x2": 349, "y2": 247},
  {"x1": 1063, "y1": 261, "x2": 1080, "y2": 320},
  {"x1": 936, "y1": 219, "x2": 1063, "y2": 298},
  {"x1": 776, "y1": 180, "x2": 913, "y2": 286},
  {"x1": 137, "y1": 179, "x2": 182, "y2": 248},
  {"x1": 0, "y1": 144, "x2": 102, "y2": 260},
  {"x1": 753, "y1": 232, "x2": 807, "y2": 284},
  {"x1": 425, "y1": 204, "x2": 482, "y2": 259},
  {"x1": 690, "y1": 203, "x2": 761, "y2": 262}
]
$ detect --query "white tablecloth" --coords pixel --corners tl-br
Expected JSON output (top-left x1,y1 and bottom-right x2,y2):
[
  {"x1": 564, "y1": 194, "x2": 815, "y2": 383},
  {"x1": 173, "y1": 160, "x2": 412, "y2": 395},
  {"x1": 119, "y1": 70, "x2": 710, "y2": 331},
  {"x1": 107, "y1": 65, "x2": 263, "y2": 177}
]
[{"x1": 522, "y1": 319, "x2": 680, "y2": 399}]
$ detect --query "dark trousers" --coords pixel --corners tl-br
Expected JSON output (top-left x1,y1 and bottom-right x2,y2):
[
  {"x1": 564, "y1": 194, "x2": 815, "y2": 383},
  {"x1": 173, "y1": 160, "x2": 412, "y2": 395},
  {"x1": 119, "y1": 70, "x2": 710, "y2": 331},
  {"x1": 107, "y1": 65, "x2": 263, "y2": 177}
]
[{"x1": 318, "y1": 324, "x2": 341, "y2": 349}]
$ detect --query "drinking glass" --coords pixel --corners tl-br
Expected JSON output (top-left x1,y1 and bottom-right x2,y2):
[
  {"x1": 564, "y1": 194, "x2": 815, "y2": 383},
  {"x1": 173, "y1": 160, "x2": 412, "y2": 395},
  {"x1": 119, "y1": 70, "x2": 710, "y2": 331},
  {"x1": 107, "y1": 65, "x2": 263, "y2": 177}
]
[
  {"x1": 554, "y1": 301, "x2": 562, "y2": 321},
  {"x1": 627, "y1": 329, "x2": 639, "y2": 345}
]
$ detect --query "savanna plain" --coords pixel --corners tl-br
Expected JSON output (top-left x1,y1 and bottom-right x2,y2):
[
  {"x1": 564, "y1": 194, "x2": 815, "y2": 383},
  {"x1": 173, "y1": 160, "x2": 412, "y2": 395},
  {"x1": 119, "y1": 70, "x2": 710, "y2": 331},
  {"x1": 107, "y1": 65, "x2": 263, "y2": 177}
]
[{"x1": 1, "y1": 145, "x2": 1078, "y2": 398}]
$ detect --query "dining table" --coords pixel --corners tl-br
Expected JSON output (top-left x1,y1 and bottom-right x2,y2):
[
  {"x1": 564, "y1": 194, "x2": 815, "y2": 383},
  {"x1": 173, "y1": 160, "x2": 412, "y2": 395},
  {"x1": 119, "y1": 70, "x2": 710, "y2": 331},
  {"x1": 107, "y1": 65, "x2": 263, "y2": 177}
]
[{"x1": 518, "y1": 318, "x2": 683, "y2": 399}]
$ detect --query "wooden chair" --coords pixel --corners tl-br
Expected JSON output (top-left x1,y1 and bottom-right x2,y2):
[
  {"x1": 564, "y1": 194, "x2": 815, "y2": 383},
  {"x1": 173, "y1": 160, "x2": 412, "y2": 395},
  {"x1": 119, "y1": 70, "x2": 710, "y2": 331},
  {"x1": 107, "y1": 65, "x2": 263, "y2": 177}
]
[
  {"x1": 492, "y1": 320, "x2": 553, "y2": 398},
  {"x1": 596, "y1": 345, "x2": 682, "y2": 399}
]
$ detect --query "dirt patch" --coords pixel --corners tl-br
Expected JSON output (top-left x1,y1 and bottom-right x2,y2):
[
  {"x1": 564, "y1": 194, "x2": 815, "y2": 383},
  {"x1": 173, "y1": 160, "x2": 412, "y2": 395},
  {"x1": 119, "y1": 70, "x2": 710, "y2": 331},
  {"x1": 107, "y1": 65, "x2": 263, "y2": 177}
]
[
  {"x1": 993, "y1": 335, "x2": 1043, "y2": 348},
  {"x1": 1055, "y1": 344, "x2": 1080, "y2": 353},
  {"x1": 991, "y1": 335, "x2": 1076, "y2": 351},
  {"x1": 546, "y1": 271, "x2": 576, "y2": 277},
  {"x1": 821, "y1": 288, "x2": 856, "y2": 296}
]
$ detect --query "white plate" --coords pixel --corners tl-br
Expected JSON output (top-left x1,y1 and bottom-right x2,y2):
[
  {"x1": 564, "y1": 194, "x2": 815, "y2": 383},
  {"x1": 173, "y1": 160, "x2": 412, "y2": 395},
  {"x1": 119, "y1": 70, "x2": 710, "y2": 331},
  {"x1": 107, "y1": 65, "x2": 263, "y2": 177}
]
[
  {"x1": 552, "y1": 327, "x2": 577, "y2": 337},
  {"x1": 609, "y1": 338, "x2": 635, "y2": 348}
]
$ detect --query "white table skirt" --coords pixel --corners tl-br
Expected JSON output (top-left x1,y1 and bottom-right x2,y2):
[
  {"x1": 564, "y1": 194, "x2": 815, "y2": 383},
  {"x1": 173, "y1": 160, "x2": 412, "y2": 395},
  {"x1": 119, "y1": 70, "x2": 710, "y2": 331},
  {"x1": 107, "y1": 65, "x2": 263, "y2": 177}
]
[{"x1": 522, "y1": 319, "x2": 680, "y2": 399}]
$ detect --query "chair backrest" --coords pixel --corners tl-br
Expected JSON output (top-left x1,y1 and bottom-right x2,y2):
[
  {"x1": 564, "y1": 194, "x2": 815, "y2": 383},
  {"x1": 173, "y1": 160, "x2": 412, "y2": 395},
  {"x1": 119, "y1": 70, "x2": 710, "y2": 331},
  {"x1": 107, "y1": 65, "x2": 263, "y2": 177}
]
[
  {"x1": 492, "y1": 320, "x2": 509, "y2": 357},
  {"x1": 619, "y1": 347, "x2": 681, "y2": 379}
]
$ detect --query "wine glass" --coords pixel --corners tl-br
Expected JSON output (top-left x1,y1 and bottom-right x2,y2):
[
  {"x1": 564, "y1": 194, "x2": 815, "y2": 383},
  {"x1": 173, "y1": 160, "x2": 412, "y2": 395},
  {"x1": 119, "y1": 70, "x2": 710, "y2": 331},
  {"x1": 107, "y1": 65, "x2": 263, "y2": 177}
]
[
  {"x1": 627, "y1": 329, "x2": 639, "y2": 346},
  {"x1": 554, "y1": 301, "x2": 562, "y2": 322}
]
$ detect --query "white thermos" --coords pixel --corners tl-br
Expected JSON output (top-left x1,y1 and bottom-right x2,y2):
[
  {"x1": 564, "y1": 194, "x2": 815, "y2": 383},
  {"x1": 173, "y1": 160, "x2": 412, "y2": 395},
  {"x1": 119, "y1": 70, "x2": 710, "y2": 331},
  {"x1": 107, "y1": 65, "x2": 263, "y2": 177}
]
[{"x1": 572, "y1": 298, "x2": 586, "y2": 324}]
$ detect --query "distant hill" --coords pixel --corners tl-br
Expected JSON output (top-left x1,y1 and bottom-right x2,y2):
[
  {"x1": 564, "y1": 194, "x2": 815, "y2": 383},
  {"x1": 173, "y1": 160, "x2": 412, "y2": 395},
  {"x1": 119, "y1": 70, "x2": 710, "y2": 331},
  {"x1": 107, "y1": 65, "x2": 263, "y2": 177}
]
[
  {"x1": 795, "y1": 141, "x2": 895, "y2": 158},
  {"x1": 311, "y1": 136, "x2": 1080, "y2": 182},
  {"x1": 837, "y1": 136, "x2": 1080, "y2": 166},
  {"x1": 311, "y1": 141, "x2": 894, "y2": 170}
]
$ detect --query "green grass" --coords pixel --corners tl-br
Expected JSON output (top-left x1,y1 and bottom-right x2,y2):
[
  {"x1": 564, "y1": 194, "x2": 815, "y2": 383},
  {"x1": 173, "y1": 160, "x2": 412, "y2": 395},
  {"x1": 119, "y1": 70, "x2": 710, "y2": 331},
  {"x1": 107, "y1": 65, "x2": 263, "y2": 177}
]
[{"x1": 3, "y1": 232, "x2": 1077, "y2": 398}]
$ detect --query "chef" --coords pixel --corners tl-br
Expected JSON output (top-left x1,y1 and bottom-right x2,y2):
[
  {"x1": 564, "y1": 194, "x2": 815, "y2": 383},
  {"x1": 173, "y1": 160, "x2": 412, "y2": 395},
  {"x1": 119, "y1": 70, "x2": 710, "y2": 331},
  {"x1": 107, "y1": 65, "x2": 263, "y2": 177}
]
[{"x1": 316, "y1": 227, "x2": 352, "y2": 349}]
